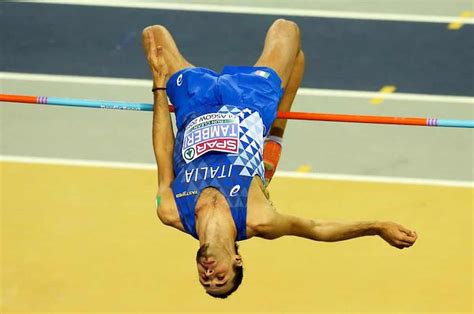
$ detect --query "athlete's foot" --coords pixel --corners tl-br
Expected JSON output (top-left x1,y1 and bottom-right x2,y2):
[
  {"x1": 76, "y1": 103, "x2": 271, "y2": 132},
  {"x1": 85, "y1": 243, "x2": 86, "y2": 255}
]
[{"x1": 263, "y1": 136, "x2": 282, "y2": 186}]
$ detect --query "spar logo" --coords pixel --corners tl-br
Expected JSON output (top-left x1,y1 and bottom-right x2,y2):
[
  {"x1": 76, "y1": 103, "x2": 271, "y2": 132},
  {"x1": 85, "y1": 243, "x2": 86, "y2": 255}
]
[
  {"x1": 195, "y1": 138, "x2": 238, "y2": 154},
  {"x1": 184, "y1": 148, "x2": 195, "y2": 161},
  {"x1": 182, "y1": 112, "x2": 240, "y2": 163}
]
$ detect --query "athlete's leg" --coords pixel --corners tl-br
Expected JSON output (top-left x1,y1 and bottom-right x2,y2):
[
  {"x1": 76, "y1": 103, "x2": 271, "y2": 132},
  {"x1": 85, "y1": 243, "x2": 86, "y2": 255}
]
[
  {"x1": 255, "y1": 19, "x2": 305, "y2": 184},
  {"x1": 268, "y1": 50, "x2": 305, "y2": 138},
  {"x1": 263, "y1": 50, "x2": 304, "y2": 183},
  {"x1": 142, "y1": 25, "x2": 194, "y2": 78}
]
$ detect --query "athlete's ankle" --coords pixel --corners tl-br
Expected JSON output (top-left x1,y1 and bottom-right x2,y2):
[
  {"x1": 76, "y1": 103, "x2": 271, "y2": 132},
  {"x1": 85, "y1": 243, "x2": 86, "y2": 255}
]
[
  {"x1": 265, "y1": 135, "x2": 283, "y2": 146},
  {"x1": 263, "y1": 136, "x2": 283, "y2": 185}
]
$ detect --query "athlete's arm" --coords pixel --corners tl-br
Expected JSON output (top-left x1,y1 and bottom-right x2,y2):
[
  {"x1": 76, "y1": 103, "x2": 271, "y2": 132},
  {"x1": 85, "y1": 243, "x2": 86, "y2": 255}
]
[
  {"x1": 143, "y1": 29, "x2": 175, "y2": 187},
  {"x1": 152, "y1": 89, "x2": 175, "y2": 187},
  {"x1": 143, "y1": 29, "x2": 184, "y2": 231},
  {"x1": 256, "y1": 212, "x2": 417, "y2": 249}
]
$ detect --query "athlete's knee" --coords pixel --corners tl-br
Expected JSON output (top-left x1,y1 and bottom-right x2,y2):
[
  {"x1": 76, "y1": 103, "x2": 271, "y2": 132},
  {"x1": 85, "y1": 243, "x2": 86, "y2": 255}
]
[{"x1": 270, "y1": 18, "x2": 300, "y2": 41}]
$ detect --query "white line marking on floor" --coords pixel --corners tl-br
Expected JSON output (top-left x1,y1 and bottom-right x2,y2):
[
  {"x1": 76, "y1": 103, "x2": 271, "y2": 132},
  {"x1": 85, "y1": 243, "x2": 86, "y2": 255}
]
[
  {"x1": 370, "y1": 85, "x2": 397, "y2": 105},
  {"x1": 14, "y1": 0, "x2": 474, "y2": 24},
  {"x1": 448, "y1": 11, "x2": 474, "y2": 30},
  {"x1": 0, "y1": 72, "x2": 148, "y2": 87},
  {"x1": 0, "y1": 155, "x2": 156, "y2": 170},
  {"x1": 2, "y1": 72, "x2": 473, "y2": 104},
  {"x1": 1, "y1": 155, "x2": 472, "y2": 188},
  {"x1": 297, "y1": 88, "x2": 474, "y2": 104}
]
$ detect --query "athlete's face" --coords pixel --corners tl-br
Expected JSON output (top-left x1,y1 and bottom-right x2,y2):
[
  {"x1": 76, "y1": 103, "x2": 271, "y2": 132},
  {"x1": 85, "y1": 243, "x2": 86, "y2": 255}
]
[{"x1": 196, "y1": 244, "x2": 242, "y2": 294}]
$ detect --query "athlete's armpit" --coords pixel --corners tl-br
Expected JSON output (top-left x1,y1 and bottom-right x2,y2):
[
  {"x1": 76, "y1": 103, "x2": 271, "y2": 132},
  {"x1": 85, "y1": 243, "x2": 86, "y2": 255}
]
[{"x1": 156, "y1": 187, "x2": 185, "y2": 231}]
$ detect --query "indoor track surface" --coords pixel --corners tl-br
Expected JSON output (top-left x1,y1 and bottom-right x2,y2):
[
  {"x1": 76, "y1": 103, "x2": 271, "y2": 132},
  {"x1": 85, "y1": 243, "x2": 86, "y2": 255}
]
[{"x1": 1, "y1": 0, "x2": 473, "y2": 313}]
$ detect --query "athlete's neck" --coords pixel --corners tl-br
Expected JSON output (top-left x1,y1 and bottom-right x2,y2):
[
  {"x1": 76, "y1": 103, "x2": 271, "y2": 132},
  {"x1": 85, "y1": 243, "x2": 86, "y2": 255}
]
[{"x1": 195, "y1": 198, "x2": 236, "y2": 253}]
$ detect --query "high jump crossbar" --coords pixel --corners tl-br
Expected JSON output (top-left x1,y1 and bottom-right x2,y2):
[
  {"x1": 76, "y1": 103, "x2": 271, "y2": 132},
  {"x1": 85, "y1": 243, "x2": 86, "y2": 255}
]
[{"x1": 1, "y1": 93, "x2": 473, "y2": 128}]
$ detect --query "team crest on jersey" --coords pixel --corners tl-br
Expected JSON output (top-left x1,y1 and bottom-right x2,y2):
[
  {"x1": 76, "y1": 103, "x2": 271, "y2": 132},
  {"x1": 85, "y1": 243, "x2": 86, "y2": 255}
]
[{"x1": 182, "y1": 113, "x2": 240, "y2": 163}]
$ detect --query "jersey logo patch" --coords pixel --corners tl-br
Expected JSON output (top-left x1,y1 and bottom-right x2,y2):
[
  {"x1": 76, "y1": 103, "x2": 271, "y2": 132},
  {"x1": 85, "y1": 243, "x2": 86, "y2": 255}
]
[
  {"x1": 182, "y1": 113, "x2": 240, "y2": 163},
  {"x1": 229, "y1": 185, "x2": 241, "y2": 197},
  {"x1": 177, "y1": 74, "x2": 183, "y2": 86},
  {"x1": 254, "y1": 70, "x2": 270, "y2": 79}
]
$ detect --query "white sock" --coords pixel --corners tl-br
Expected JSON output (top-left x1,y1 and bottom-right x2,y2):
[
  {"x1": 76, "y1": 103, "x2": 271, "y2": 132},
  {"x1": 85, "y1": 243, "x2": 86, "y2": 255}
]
[{"x1": 265, "y1": 135, "x2": 283, "y2": 146}]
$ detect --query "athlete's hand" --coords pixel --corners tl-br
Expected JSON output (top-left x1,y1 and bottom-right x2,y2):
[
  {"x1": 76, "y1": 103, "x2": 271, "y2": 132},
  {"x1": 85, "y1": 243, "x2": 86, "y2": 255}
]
[
  {"x1": 142, "y1": 28, "x2": 169, "y2": 87},
  {"x1": 377, "y1": 221, "x2": 417, "y2": 249}
]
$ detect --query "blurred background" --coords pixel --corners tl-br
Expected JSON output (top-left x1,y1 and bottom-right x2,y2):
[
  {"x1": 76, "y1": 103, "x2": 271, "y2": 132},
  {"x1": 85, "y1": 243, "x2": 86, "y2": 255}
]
[{"x1": 1, "y1": 1, "x2": 472, "y2": 313}]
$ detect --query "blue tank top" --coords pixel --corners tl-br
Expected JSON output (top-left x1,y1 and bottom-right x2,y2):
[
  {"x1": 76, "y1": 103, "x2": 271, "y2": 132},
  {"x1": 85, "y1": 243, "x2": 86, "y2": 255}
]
[{"x1": 167, "y1": 66, "x2": 283, "y2": 241}]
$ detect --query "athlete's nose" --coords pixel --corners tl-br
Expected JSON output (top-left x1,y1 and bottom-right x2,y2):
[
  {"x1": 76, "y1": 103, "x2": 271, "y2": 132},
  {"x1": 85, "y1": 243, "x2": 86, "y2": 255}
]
[{"x1": 205, "y1": 268, "x2": 214, "y2": 276}]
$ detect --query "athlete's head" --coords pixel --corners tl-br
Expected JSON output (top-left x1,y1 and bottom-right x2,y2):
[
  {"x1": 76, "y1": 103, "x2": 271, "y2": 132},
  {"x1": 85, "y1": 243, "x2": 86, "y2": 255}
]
[{"x1": 196, "y1": 242, "x2": 243, "y2": 298}]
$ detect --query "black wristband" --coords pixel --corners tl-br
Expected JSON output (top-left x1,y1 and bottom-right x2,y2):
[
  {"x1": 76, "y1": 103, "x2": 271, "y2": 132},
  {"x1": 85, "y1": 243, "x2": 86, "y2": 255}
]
[{"x1": 152, "y1": 87, "x2": 167, "y2": 92}]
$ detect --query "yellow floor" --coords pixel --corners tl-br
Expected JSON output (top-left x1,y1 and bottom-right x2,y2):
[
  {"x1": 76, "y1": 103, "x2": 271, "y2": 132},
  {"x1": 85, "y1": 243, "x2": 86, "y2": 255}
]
[{"x1": 1, "y1": 161, "x2": 472, "y2": 313}]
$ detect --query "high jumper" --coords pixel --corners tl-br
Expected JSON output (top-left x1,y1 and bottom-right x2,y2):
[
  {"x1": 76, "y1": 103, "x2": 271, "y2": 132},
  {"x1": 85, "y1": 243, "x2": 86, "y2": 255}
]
[{"x1": 143, "y1": 18, "x2": 417, "y2": 298}]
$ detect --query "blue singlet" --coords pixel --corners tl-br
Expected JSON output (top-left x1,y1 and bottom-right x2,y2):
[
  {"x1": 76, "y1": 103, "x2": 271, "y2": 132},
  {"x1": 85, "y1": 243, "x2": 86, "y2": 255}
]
[{"x1": 167, "y1": 66, "x2": 283, "y2": 241}]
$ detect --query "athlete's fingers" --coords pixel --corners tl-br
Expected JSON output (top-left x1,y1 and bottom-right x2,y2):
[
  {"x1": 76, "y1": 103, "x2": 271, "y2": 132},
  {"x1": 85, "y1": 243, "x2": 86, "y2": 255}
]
[
  {"x1": 396, "y1": 239, "x2": 414, "y2": 248},
  {"x1": 144, "y1": 32, "x2": 155, "y2": 63},
  {"x1": 142, "y1": 27, "x2": 154, "y2": 54},
  {"x1": 400, "y1": 241, "x2": 414, "y2": 247},
  {"x1": 156, "y1": 46, "x2": 164, "y2": 64},
  {"x1": 400, "y1": 234, "x2": 416, "y2": 244},
  {"x1": 400, "y1": 226, "x2": 416, "y2": 238},
  {"x1": 395, "y1": 243, "x2": 409, "y2": 249},
  {"x1": 148, "y1": 43, "x2": 162, "y2": 71},
  {"x1": 141, "y1": 27, "x2": 149, "y2": 48}
]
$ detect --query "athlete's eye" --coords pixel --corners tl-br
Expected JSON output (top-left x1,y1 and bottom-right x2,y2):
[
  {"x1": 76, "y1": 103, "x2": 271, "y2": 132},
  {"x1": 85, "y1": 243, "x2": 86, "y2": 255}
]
[{"x1": 217, "y1": 275, "x2": 225, "y2": 280}]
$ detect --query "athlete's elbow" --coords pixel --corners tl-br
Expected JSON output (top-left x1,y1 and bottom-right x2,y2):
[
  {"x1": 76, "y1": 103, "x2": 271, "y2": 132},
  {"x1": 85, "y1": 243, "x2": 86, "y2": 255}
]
[
  {"x1": 303, "y1": 220, "x2": 333, "y2": 242},
  {"x1": 156, "y1": 206, "x2": 174, "y2": 226},
  {"x1": 311, "y1": 227, "x2": 339, "y2": 242},
  {"x1": 156, "y1": 207, "x2": 166, "y2": 225}
]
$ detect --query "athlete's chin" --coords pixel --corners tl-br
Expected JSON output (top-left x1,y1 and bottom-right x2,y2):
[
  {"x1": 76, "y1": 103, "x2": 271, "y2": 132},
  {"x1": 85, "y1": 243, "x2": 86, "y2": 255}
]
[{"x1": 195, "y1": 243, "x2": 209, "y2": 261}]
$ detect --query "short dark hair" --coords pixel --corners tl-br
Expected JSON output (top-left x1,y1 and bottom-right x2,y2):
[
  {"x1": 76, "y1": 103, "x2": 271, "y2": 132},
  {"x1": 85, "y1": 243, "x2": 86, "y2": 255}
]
[{"x1": 206, "y1": 243, "x2": 243, "y2": 299}]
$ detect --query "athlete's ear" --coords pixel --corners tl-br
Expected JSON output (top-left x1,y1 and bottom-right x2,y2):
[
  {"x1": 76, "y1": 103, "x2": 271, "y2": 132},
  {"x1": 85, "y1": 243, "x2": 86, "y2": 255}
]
[{"x1": 234, "y1": 255, "x2": 243, "y2": 267}]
